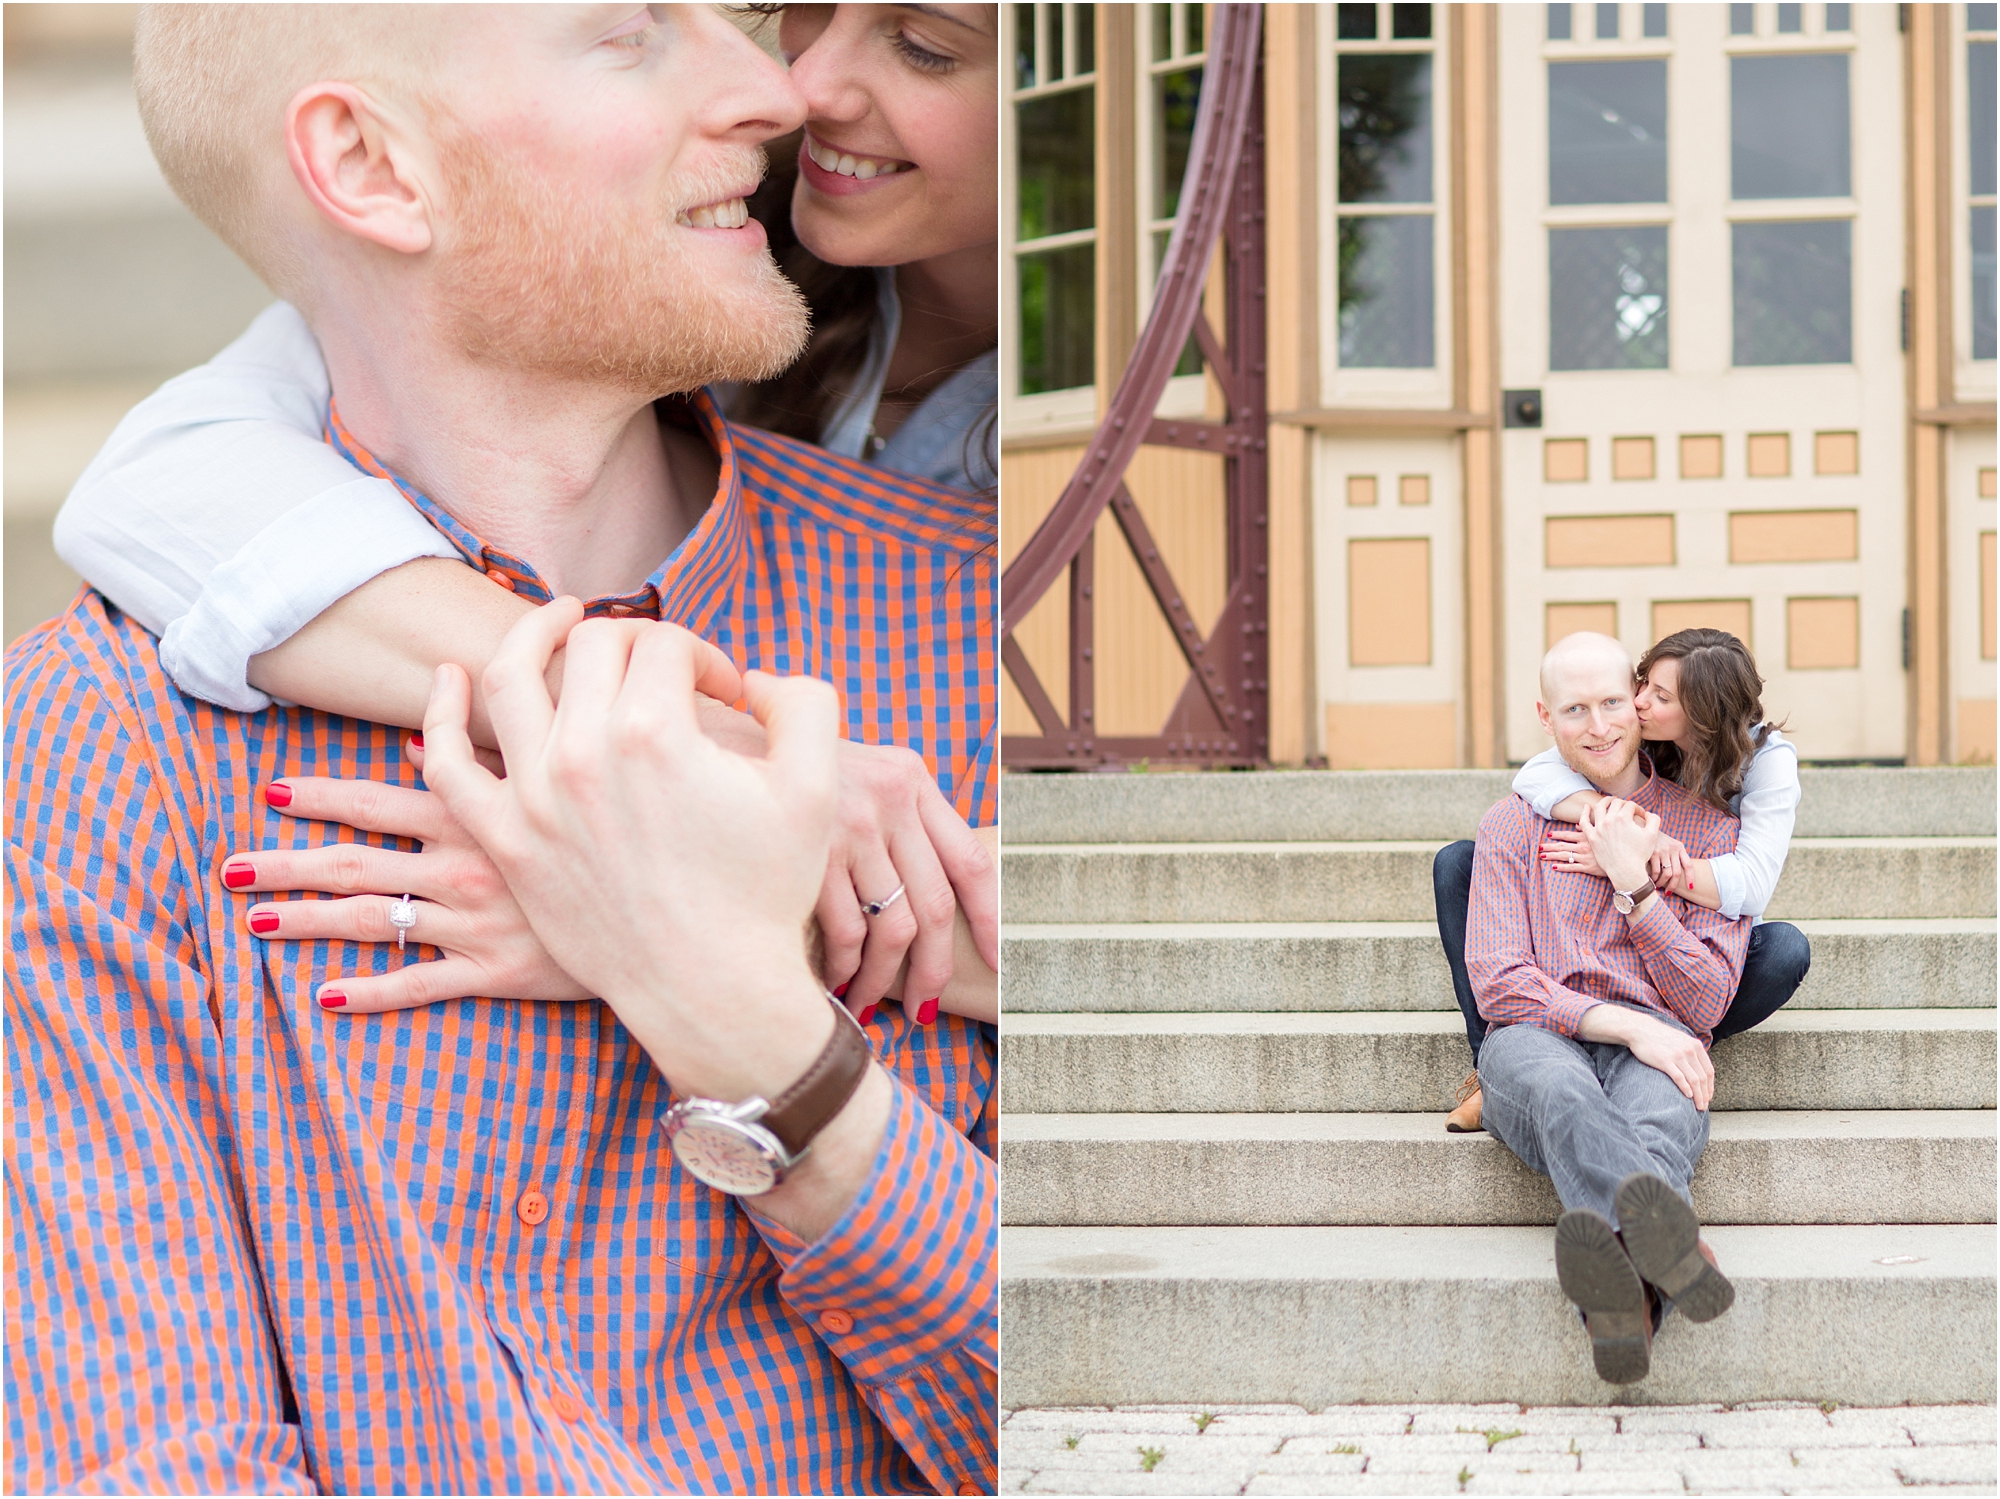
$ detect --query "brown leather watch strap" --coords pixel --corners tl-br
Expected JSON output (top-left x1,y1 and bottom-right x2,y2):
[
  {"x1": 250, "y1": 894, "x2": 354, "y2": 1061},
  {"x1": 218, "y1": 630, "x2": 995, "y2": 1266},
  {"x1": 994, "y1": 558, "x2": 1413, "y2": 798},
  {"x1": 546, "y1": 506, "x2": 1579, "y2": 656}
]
[{"x1": 759, "y1": 995, "x2": 872, "y2": 1158}]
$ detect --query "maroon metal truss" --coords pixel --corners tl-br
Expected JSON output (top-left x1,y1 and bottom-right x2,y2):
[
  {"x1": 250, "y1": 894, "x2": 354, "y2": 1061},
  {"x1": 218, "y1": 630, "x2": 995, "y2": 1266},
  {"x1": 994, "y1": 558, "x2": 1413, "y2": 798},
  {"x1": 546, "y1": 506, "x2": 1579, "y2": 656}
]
[{"x1": 1001, "y1": 3, "x2": 1269, "y2": 770}]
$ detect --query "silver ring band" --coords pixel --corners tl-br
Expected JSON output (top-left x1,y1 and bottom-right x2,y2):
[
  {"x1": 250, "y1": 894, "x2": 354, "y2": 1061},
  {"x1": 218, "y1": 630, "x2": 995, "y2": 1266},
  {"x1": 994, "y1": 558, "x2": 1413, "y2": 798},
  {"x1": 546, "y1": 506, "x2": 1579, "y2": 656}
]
[
  {"x1": 859, "y1": 883, "x2": 905, "y2": 918},
  {"x1": 389, "y1": 893, "x2": 418, "y2": 951}
]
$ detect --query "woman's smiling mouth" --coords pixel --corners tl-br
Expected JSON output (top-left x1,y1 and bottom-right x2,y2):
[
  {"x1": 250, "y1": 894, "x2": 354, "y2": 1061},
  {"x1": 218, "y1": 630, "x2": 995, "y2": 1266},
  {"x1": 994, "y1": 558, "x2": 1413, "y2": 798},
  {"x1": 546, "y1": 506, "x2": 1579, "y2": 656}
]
[{"x1": 802, "y1": 128, "x2": 912, "y2": 180}]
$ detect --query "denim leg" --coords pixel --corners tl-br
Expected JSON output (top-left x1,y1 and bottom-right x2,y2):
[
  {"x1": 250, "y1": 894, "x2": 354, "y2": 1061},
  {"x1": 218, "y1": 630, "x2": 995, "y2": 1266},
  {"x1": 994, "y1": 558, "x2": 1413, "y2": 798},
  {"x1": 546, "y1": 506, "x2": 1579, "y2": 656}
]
[
  {"x1": 1431, "y1": 840, "x2": 1483, "y2": 1062},
  {"x1": 1477, "y1": 1021, "x2": 1711, "y2": 1226},
  {"x1": 1712, "y1": 921, "x2": 1812, "y2": 1042}
]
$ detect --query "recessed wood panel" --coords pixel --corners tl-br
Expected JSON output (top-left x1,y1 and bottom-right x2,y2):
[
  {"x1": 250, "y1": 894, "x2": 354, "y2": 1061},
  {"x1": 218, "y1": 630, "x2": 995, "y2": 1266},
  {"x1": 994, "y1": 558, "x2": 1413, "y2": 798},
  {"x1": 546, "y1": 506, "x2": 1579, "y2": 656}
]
[
  {"x1": 1349, "y1": 538, "x2": 1431, "y2": 666},
  {"x1": 1813, "y1": 430, "x2": 1859, "y2": 475},
  {"x1": 1680, "y1": 434, "x2": 1724, "y2": 479},
  {"x1": 1981, "y1": 467, "x2": 1997, "y2": 499},
  {"x1": 1347, "y1": 474, "x2": 1378, "y2": 506},
  {"x1": 1324, "y1": 702, "x2": 1457, "y2": 769},
  {"x1": 998, "y1": 444, "x2": 1087, "y2": 734},
  {"x1": 1958, "y1": 700, "x2": 1997, "y2": 764},
  {"x1": 1546, "y1": 602, "x2": 1619, "y2": 649},
  {"x1": 1728, "y1": 509, "x2": 1860, "y2": 564},
  {"x1": 1652, "y1": 599, "x2": 1753, "y2": 648},
  {"x1": 1984, "y1": 531, "x2": 1997, "y2": 660},
  {"x1": 1546, "y1": 514, "x2": 1675, "y2": 568},
  {"x1": 1747, "y1": 432, "x2": 1791, "y2": 477},
  {"x1": 1544, "y1": 438, "x2": 1588, "y2": 482},
  {"x1": 1786, "y1": 596, "x2": 1860, "y2": 670},
  {"x1": 1399, "y1": 474, "x2": 1431, "y2": 506},
  {"x1": 1612, "y1": 436, "x2": 1655, "y2": 481}
]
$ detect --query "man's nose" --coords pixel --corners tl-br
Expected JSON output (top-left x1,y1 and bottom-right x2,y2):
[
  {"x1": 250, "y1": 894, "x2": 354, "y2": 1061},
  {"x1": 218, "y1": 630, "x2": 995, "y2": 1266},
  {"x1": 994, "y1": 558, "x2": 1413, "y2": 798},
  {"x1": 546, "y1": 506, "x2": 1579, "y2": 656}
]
[{"x1": 690, "y1": 7, "x2": 808, "y2": 140}]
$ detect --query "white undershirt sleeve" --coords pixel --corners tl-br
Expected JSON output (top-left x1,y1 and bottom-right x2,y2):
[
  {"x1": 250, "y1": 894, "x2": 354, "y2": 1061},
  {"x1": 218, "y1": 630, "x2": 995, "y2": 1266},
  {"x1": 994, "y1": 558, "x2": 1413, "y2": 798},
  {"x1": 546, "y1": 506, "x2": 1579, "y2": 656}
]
[
  {"x1": 1709, "y1": 733, "x2": 1801, "y2": 920},
  {"x1": 51, "y1": 302, "x2": 464, "y2": 712}
]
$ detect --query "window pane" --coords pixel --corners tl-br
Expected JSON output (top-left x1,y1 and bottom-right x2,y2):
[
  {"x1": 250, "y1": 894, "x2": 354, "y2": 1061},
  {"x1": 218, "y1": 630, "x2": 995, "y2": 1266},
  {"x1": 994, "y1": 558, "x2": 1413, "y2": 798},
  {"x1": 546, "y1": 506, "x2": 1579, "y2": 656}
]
[
  {"x1": 1391, "y1": 4, "x2": 1433, "y2": 39},
  {"x1": 1549, "y1": 225, "x2": 1670, "y2": 370},
  {"x1": 1075, "y1": 4, "x2": 1095, "y2": 72},
  {"x1": 1972, "y1": 41, "x2": 1996, "y2": 196},
  {"x1": 1186, "y1": 1, "x2": 1203, "y2": 51},
  {"x1": 1018, "y1": 88, "x2": 1095, "y2": 239},
  {"x1": 1015, "y1": 3, "x2": 1036, "y2": 87},
  {"x1": 1549, "y1": 61, "x2": 1668, "y2": 205},
  {"x1": 1733, "y1": 219, "x2": 1852, "y2": 365},
  {"x1": 1151, "y1": 230, "x2": 1205, "y2": 375},
  {"x1": 1018, "y1": 244, "x2": 1095, "y2": 393},
  {"x1": 1338, "y1": 54, "x2": 1434, "y2": 204},
  {"x1": 1152, "y1": 2, "x2": 1171, "y2": 60},
  {"x1": 1972, "y1": 3, "x2": 1998, "y2": 29},
  {"x1": 1596, "y1": 2, "x2": 1620, "y2": 38},
  {"x1": 1731, "y1": 3, "x2": 1755, "y2": 33},
  {"x1": 1643, "y1": 4, "x2": 1669, "y2": 37},
  {"x1": 1731, "y1": 54, "x2": 1851, "y2": 199},
  {"x1": 1049, "y1": 5, "x2": 1066, "y2": 81},
  {"x1": 1777, "y1": 2, "x2": 1802, "y2": 31},
  {"x1": 1975, "y1": 205, "x2": 1996, "y2": 360},
  {"x1": 1338, "y1": 4, "x2": 1379, "y2": 39},
  {"x1": 1826, "y1": 3, "x2": 1850, "y2": 28},
  {"x1": 1548, "y1": 3, "x2": 1573, "y2": 40},
  {"x1": 1338, "y1": 215, "x2": 1435, "y2": 367},
  {"x1": 1155, "y1": 67, "x2": 1204, "y2": 219}
]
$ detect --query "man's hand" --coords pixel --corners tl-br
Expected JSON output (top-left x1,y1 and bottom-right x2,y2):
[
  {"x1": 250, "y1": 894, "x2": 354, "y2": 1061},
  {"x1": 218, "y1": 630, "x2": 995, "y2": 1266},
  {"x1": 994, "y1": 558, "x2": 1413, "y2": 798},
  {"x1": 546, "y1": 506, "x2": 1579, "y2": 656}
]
[
  {"x1": 1577, "y1": 1003, "x2": 1715, "y2": 1111},
  {"x1": 1578, "y1": 797, "x2": 1660, "y2": 894}
]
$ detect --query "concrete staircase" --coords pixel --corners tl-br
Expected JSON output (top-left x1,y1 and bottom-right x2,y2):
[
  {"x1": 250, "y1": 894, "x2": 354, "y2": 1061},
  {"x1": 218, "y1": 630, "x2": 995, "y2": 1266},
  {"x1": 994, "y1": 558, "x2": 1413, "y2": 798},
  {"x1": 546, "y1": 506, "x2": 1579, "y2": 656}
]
[{"x1": 1000, "y1": 767, "x2": 1998, "y2": 1408}]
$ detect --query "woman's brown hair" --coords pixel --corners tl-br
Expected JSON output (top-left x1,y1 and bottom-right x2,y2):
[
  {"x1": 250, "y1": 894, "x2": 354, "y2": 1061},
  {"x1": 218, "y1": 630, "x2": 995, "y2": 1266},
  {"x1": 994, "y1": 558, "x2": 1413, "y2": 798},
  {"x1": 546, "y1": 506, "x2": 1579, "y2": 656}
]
[{"x1": 1636, "y1": 628, "x2": 1781, "y2": 813}]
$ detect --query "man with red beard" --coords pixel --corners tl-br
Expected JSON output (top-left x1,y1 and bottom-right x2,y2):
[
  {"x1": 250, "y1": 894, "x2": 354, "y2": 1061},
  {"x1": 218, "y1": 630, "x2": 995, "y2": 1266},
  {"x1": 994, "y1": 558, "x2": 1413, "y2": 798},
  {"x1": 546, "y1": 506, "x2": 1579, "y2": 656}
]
[
  {"x1": 5, "y1": 7, "x2": 992, "y2": 1494},
  {"x1": 1465, "y1": 633, "x2": 1752, "y2": 1388}
]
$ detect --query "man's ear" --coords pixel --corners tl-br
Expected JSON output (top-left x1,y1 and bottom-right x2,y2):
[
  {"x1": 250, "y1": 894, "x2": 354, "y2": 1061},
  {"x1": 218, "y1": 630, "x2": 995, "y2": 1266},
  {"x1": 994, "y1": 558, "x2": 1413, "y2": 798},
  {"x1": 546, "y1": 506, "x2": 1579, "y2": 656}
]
[
  {"x1": 285, "y1": 82, "x2": 434, "y2": 256},
  {"x1": 1535, "y1": 699, "x2": 1555, "y2": 738}
]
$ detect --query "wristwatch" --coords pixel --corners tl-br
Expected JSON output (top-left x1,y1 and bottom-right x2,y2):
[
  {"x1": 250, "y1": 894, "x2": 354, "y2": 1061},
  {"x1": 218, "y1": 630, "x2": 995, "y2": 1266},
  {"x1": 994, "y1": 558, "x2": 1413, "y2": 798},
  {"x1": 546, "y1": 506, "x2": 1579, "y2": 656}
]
[
  {"x1": 1612, "y1": 878, "x2": 1657, "y2": 915},
  {"x1": 662, "y1": 992, "x2": 872, "y2": 1196}
]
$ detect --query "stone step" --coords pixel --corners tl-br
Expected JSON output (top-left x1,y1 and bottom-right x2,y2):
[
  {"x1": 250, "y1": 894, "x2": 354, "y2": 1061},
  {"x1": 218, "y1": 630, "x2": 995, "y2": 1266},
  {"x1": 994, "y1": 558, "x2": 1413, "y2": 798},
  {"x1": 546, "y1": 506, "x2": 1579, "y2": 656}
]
[
  {"x1": 999, "y1": 1223, "x2": 1996, "y2": 1407},
  {"x1": 1001, "y1": 1011, "x2": 1998, "y2": 1114},
  {"x1": 1001, "y1": 837, "x2": 1998, "y2": 924},
  {"x1": 1000, "y1": 1111, "x2": 1997, "y2": 1227},
  {"x1": 1001, "y1": 766, "x2": 1997, "y2": 844},
  {"x1": 1000, "y1": 917, "x2": 1998, "y2": 1014}
]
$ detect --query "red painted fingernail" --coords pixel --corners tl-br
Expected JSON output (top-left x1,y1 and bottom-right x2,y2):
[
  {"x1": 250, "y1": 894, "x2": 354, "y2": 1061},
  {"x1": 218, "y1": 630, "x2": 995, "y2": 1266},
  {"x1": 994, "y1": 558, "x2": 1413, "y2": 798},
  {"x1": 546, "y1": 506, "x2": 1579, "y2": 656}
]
[
  {"x1": 223, "y1": 862, "x2": 256, "y2": 888},
  {"x1": 264, "y1": 781, "x2": 292, "y2": 807},
  {"x1": 319, "y1": 989, "x2": 347, "y2": 1009},
  {"x1": 916, "y1": 998, "x2": 939, "y2": 1026},
  {"x1": 857, "y1": 1005, "x2": 876, "y2": 1026},
  {"x1": 249, "y1": 911, "x2": 280, "y2": 935},
  {"x1": 408, "y1": 731, "x2": 424, "y2": 749},
  {"x1": 833, "y1": 982, "x2": 849, "y2": 999}
]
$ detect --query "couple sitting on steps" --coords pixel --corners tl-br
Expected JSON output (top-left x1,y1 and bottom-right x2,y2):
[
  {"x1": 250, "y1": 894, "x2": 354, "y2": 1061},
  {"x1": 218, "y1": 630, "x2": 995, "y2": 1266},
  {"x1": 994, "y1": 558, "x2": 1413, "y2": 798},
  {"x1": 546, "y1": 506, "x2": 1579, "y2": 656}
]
[{"x1": 1430, "y1": 628, "x2": 1812, "y2": 1384}]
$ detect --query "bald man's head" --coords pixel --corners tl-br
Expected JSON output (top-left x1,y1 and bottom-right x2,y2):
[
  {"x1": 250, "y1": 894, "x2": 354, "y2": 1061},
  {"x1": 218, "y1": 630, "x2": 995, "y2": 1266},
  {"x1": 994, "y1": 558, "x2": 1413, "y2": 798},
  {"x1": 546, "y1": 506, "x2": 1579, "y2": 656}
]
[{"x1": 1536, "y1": 632, "x2": 1644, "y2": 793}]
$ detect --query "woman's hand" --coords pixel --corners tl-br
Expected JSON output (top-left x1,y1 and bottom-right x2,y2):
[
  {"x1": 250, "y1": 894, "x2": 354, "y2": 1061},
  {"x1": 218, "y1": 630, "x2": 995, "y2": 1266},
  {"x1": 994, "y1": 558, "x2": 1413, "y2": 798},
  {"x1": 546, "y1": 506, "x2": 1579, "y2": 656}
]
[
  {"x1": 1649, "y1": 833, "x2": 1692, "y2": 895},
  {"x1": 1539, "y1": 823, "x2": 1604, "y2": 878},
  {"x1": 223, "y1": 771, "x2": 592, "y2": 1012}
]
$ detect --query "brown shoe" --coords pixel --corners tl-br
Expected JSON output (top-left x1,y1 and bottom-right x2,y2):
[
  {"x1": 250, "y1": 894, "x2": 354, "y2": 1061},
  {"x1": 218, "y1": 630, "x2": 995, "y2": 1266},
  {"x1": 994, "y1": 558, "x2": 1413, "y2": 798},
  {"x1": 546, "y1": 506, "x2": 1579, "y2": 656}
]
[
  {"x1": 1615, "y1": 1171, "x2": 1736, "y2": 1323},
  {"x1": 1444, "y1": 1071, "x2": 1483, "y2": 1133},
  {"x1": 1555, "y1": 1208, "x2": 1652, "y2": 1384}
]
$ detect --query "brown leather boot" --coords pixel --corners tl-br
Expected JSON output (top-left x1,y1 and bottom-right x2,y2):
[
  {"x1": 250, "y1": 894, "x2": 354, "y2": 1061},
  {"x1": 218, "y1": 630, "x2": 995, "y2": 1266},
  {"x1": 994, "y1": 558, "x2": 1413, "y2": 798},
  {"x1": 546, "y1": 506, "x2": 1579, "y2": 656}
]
[
  {"x1": 1616, "y1": 1171, "x2": 1736, "y2": 1323},
  {"x1": 1444, "y1": 1071, "x2": 1484, "y2": 1133},
  {"x1": 1555, "y1": 1209, "x2": 1653, "y2": 1384}
]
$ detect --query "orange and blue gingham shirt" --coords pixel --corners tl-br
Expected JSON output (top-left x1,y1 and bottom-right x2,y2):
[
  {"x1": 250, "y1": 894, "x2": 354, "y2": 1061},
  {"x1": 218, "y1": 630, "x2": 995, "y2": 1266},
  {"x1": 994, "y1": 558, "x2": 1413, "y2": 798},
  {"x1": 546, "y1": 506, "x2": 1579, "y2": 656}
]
[
  {"x1": 1465, "y1": 764, "x2": 1753, "y2": 1046},
  {"x1": 6, "y1": 392, "x2": 996, "y2": 1495}
]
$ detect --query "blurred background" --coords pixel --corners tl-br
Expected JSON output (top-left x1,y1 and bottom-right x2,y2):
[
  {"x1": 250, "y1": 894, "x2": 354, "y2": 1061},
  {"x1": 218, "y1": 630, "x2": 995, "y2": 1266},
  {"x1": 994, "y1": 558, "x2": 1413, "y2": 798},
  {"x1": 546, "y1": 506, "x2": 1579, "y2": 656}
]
[{"x1": 4, "y1": 4, "x2": 271, "y2": 643}]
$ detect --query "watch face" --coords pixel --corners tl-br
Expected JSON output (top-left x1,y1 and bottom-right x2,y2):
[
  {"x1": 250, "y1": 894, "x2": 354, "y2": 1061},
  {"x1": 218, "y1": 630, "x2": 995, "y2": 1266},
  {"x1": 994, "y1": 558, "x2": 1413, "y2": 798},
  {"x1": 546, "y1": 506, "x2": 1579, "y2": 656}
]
[{"x1": 670, "y1": 1116, "x2": 781, "y2": 1196}]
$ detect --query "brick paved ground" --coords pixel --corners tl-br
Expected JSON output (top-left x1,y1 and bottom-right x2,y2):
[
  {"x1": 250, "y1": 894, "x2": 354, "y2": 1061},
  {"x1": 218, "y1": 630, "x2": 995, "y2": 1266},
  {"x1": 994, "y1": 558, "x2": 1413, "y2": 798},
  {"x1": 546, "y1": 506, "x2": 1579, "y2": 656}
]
[{"x1": 1000, "y1": 1403, "x2": 1998, "y2": 1495}]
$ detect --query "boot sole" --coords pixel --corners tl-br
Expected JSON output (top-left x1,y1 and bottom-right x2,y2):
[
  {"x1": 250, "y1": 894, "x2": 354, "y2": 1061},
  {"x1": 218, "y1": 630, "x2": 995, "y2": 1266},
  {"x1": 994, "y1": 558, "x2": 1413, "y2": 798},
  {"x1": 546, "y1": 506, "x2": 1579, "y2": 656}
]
[
  {"x1": 1616, "y1": 1171, "x2": 1735, "y2": 1324},
  {"x1": 1554, "y1": 1209, "x2": 1650, "y2": 1384}
]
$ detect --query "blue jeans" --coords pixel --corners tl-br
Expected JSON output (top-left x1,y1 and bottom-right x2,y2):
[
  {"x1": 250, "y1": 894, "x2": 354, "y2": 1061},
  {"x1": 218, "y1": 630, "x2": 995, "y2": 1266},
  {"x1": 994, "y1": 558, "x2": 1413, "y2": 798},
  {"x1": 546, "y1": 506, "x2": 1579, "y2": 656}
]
[{"x1": 1430, "y1": 838, "x2": 1811, "y2": 1064}]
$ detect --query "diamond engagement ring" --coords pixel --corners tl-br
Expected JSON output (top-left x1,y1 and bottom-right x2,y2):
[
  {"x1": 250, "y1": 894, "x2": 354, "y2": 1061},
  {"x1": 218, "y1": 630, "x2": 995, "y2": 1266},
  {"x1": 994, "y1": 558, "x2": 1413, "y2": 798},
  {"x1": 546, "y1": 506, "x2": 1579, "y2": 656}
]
[
  {"x1": 389, "y1": 894, "x2": 418, "y2": 950},
  {"x1": 859, "y1": 883, "x2": 905, "y2": 918}
]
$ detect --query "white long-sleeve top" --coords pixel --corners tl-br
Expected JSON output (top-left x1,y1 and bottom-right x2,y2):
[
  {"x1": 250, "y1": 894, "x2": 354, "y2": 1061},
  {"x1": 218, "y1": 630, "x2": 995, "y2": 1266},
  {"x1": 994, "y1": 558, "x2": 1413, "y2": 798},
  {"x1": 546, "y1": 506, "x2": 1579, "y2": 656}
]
[
  {"x1": 1511, "y1": 726, "x2": 1801, "y2": 920},
  {"x1": 55, "y1": 296, "x2": 996, "y2": 713}
]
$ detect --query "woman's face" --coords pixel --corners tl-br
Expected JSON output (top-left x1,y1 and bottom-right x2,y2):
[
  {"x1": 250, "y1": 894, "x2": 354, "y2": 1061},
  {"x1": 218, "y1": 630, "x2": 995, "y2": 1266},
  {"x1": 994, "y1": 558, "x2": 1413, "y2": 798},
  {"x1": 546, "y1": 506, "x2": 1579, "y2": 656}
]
[
  {"x1": 1635, "y1": 656, "x2": 1689, "y2": 744},
  {"x1": 779, "y1": 4, "x2": 999, "y2": 268}
]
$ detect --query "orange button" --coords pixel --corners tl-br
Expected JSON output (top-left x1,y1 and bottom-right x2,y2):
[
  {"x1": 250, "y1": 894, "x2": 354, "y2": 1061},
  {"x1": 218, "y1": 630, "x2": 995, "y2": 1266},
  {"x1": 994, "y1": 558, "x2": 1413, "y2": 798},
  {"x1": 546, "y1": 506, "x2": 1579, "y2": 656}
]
[
  {"x1": 485, "y1": 568, "x2": 517, "y2": 592},
  {"x1": 608, "y1": 603, "x2": 636, "y2": 618},
  {"x1": 819, "y1": 1308, "x2": 855, "y2": 1335},
  {"x1": 956, "y1": 1484, "x2": 985, "y2": 1496},
  {"x1": 549, "y1": 1390, "x2": 585, "y2": 1423},
  {"x1": 517, "y1": 1190, "x2": 549, "y2": 1225}
]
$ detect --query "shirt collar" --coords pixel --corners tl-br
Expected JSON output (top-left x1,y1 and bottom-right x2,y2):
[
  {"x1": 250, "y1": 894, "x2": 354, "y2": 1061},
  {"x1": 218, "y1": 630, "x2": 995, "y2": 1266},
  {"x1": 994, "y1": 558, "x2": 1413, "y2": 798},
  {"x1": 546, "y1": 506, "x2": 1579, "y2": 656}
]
[{"x1": 324, "y1": 390, "x2": 749, "y2": 639}]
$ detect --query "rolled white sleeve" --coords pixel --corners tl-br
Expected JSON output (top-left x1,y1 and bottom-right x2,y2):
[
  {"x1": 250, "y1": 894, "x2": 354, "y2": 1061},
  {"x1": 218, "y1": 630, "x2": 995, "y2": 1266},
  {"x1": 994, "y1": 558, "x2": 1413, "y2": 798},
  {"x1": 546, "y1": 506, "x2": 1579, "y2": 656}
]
[
  {"x1": 1712, "y1": 731, "x2": 1801, "y2": 920},
  {"x1": 51, "y1": 303, "x2": 463, "y2": 711},
  {"x1": 1511, "y1": 746, "x2": 1595, "y2": 818}
]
